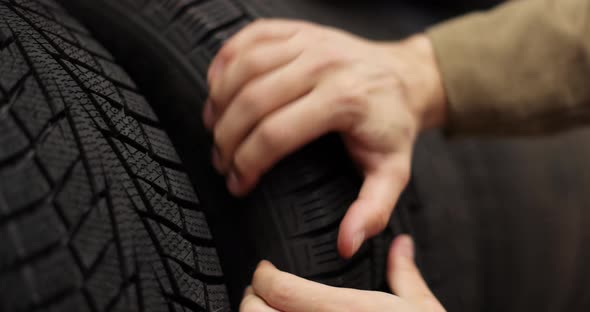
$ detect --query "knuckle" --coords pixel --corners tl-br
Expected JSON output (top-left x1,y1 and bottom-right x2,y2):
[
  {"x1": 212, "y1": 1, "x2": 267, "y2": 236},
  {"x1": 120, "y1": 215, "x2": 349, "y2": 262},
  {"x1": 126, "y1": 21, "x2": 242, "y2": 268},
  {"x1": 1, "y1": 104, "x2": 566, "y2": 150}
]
[
  {"x1": 232, "y1": 151, "x2": 250, "y2": 180},
  {"x1": 212, "y1": 129, "x2": 226, "y2": 151},
  {"x1": 307, "y1": 51, "x2": 344, "y2": 74},
  {"x1": 329, "y1": 83, "x2": 369, "y2": 126},
  {"x1": 217, "y1": 44, "x2": 233, "y2": 60},
  {"x1": 208, "y1": 92, "x2": 222, "y2": 108},
  {"x1": 333, "y1": 76, "x2": 367, "y2": 104},
  {"x1": 241, "y1": 51, "x2": 267, "y2": 74},
  {"x1": 217, "y1": 41, "x2": 237, "y2": 64},
  {"x1": 239, "y1": 85, "x2": 267, "y2": 114},
  {"x1": 257, "y1": 122, "x2": 281, "y2": 149},
  {"x1": 251, "y1": 265, "x2": 265, "y2": 288}
]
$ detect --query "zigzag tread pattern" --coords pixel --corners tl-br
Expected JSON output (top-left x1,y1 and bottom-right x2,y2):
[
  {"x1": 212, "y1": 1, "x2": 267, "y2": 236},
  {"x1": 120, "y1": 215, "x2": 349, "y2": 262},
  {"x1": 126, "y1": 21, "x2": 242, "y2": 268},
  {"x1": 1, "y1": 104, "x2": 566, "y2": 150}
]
[
  {"x1": 98, "y1": 0, "x2": 387, "y2": 289},
  {"x1": 0, "y1": 0, "x2": 229, "y2": 311}
]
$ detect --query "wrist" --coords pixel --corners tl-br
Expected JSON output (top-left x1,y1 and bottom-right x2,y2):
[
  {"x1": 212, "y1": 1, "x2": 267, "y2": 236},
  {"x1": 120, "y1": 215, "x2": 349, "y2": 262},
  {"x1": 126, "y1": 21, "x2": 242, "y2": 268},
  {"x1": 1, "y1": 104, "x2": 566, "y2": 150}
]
[{"x1": 383, "y1": 34, "x2": 448, "y2": 130}]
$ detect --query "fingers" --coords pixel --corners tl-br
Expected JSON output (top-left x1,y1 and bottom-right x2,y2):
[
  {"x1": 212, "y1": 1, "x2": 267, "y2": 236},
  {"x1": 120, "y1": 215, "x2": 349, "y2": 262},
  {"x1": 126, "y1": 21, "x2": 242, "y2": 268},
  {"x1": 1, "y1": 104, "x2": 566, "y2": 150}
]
[
  {"x1": 252, "y1": 261, "x2": 335, "y2": 312},
  {"x1": 387, "y1": 235, "x2": 445, "y2": 311},
  {"x1": 252, "y1": 261, "x2": 402, "y2": 312},
  {"x1": 212, "y1": 58, "x2": 319, "y2": 173},
  {"x1": 337, "y1": 161, "x2": 410, "y2": 258},
  {"x1": 224, "y1": 88, "x2": 345, "y2": 196},
  {"x1": 208, "y1": 19, "x2": 308, "y2": 84},
  {"x1": 240, "y1": 286, "x2": 280, "y2": 312},
  {"x1": 208, "y1": 39, "x2": 304, "y2": 122}
]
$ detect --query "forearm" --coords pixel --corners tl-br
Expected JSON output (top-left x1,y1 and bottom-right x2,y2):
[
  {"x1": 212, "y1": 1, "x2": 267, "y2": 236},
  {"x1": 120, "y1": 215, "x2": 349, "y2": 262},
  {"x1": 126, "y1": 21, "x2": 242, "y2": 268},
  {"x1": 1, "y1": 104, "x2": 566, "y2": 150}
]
[{"x1": 427, "y1": 0, "x2": 590, "y2": 136}]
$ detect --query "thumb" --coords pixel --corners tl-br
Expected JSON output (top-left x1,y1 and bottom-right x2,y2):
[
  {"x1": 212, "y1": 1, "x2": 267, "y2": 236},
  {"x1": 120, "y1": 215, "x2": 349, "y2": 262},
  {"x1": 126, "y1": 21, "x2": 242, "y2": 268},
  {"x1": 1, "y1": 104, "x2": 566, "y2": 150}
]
[
  {"x1": 338, "y1": 169, "x2": 406, "y2": 258},
  {"x1": 387, "y1": 235, "x2": 443, "y2": 309}
]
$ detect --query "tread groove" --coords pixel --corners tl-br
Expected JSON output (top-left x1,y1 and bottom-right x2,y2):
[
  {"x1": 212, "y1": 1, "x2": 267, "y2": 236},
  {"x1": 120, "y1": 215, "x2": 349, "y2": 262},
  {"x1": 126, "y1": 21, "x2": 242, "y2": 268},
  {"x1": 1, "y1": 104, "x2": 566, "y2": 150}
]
[{"x1": 1, "y1": 0, "x2": 228, "y2": 310}]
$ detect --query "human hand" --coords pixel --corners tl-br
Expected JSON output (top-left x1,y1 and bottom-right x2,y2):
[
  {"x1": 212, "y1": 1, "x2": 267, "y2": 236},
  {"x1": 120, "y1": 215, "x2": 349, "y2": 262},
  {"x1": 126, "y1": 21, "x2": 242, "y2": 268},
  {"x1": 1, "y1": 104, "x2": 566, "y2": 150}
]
[
  {"x1": 240, "y1": 235, "x2": 445, "y2": 312},
  {"x1": 205, "y1": 20, "x2": 447, "y2": 258}
]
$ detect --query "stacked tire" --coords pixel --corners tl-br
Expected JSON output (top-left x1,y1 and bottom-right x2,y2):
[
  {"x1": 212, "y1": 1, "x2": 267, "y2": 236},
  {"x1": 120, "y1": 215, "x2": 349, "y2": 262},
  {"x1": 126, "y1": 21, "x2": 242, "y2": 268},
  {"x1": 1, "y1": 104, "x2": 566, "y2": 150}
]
[{"x1": 0, "y1": 0, "x2": 396, "y2": 311}]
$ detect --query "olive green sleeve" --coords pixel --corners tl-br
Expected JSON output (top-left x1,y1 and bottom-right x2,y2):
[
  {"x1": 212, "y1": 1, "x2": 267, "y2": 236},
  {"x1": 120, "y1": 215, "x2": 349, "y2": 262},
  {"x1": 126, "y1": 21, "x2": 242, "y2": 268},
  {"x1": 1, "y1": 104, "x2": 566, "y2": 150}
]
[{"x1": 427, "y1": 0, "x2": 590, "y2": 136}]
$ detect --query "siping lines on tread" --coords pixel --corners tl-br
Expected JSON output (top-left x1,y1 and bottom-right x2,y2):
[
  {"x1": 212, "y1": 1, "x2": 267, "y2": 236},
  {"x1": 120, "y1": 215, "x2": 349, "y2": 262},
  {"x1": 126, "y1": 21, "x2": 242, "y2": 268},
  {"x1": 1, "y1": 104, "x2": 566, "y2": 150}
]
[
  {"x1": 0, "y1": 0, "x2": 229, "y2": 311},
  {"x1": 99, "y1": 0, "x2": 385, "y2": 290}
]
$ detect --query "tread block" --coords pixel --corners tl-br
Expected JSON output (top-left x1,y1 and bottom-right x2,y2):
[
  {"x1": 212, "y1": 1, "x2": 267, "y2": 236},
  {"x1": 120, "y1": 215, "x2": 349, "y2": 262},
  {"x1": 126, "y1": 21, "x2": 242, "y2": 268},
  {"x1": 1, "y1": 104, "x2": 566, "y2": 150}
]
[
  {"x1": 293, "y1": 229, "x2": 369, "y2": 277},
  {"x1": 142, "y1": 2, "x2": 175, "y2": 29},
  {"x1": 281, "y1": 179, "x2": 352, "y2": 237},
  {"x1": 0, "y1": 110, "x2": 29, "y2": 162},
  {"x1": 115, "y1": 141, "x2": 167, "y2": 191},
  {"x1": 163, "y1": 167, "x2": 199, "y2": 204},
  {"x1": 0, "y1": 156, "x2": 50, "y2": 214},
  {"x1": 149, "y1": 220, "x2": 195, "y2": 268},
  {"x1": 206, "y1": 284, "x2": 231, "y2": 312},
  {"x1": 13, "y1": 5, "x2": 76, "y2": 43},
  {"x1": 178, "y1": 0, "x2": 244, "y2": 48},
  {"x1": 62, "y1": 59, "x2": 122, "y2": 104},
  {"x1": 72, "y1": 32, "x2": 113, "y2": 60},
  {"x1": 71, "y1": 199, "x2": 114, "y2": 269},
  {"x1": 85, "y1": 245, "x2": 125, "y2": 312},
  {"x1": 13, "y1": 0, "x2": 54, "y2": 22},
  {"x1": 167, "y1": 260, "x2": 207, "y2": 309},
  {"x1": 36, "y1": 119, "x2": 80, "y2": 182},
  {"x1": 204, "y1": 18, "x2": 249, "y2": 53},
  {"x1": 55, "y1": 161, "x2": 92, "y2": 227},
  {"x1": 97, "y1": 58, "x2": 136, "y2": 88},
  {"x1": 143, "y1": 123, "x2": 182, "y2": 165},
  {"x1": 120, "y1": 88, "x2": 157, "y2": 123},
  {"x1": 183, "y1": 209, "x2": 212, "y2": 239},
  {"x1": 44, "y1": 31, "x2": 101, "y2": 71},
  {"x1": 187, "y1": 18, "x2": 249, "y2": 74},
  {"x1": 88, "y1": 93, "x2": 123, "y2": 133},
  {"x1": 149, "y1": 254, "x2": 175, "y2": 294},
  {"x1": 12, "y1": 203, "x2": 65, "y2": 258},
  {"x1": 11, "y1": 76, "x2": 53, "y2": 138},
  {"x1": 91, "y1": 94, "x2": 149, "y2": 149},
  {"x1": 32, "y1": 249, "x2": 82, "y2": 302},
  {"x1": 194, "y1": 246, "x2": 223, "y2": 277},
  {"x1": 141, "y1": 181, "x2": 184, "y2": 230},
  {"x1": 0, "y1": 39, "x2": 29, "y2": 95},
  {"x1": 1, "y1": 1, "x2": 228, "y2": 310}
]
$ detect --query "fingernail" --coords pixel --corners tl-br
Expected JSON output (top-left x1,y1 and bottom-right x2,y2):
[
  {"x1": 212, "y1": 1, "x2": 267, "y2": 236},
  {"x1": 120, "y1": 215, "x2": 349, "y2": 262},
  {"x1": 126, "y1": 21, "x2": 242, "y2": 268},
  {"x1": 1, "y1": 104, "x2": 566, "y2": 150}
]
[
  {"x1": 396, "y1": 235, "x2": 415, "y2": 259},
  {"x1": 211, "y1": 146, "x2": 223, "y2": 172},
  {"x1": 227, "y1": 170, "x2": 241, "y2": 195},
  {"x1": 203, "y1": 100, "x2": 214, "y2": 129},
  {"x1": 351, "y1": 231, "x2": 365, "y2": 256}
]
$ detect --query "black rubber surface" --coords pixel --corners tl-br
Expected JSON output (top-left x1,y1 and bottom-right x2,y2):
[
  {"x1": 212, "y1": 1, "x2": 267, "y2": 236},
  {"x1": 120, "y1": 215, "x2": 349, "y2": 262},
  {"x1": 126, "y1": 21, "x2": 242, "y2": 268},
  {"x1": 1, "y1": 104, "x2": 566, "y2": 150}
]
[
  {"x1": 59, "y1": 0, "x2": 397, "y2": 309},
  {"x1": 0, "y1": 0, "x2": 229, "y2": 311}
]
